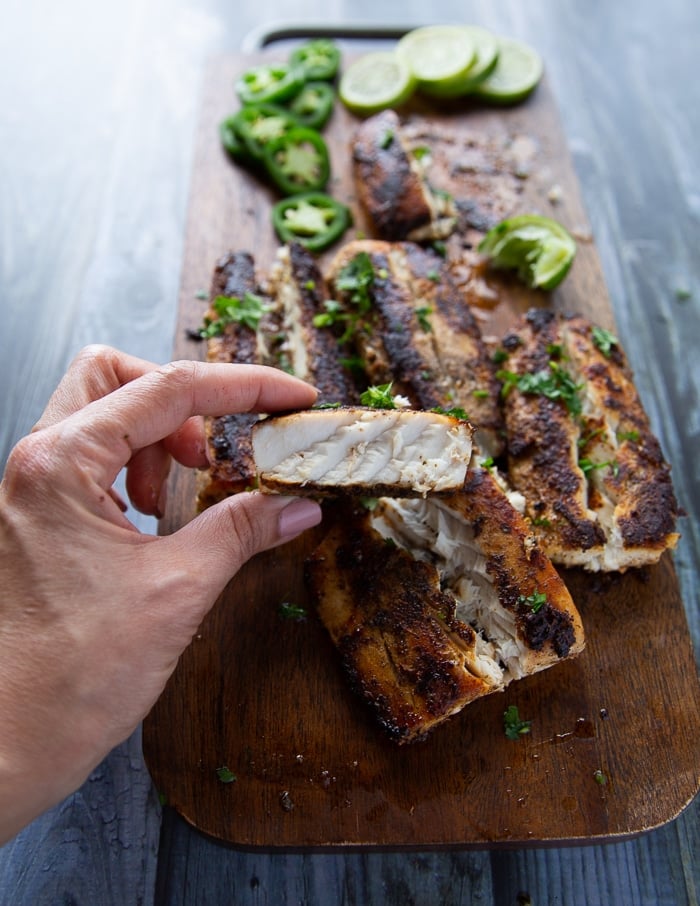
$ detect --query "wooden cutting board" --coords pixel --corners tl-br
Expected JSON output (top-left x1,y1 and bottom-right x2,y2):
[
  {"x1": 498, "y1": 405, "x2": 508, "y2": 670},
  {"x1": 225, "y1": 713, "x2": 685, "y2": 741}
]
[{"x1": 142, "y1": 52, "x2": 700, "y2": 848}]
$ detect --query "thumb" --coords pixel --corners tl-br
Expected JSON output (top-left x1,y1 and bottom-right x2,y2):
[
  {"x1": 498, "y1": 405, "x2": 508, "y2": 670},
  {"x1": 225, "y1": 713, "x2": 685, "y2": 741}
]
[{"x1": 163, "y1": 492, "x2": 323, "y2": 595}]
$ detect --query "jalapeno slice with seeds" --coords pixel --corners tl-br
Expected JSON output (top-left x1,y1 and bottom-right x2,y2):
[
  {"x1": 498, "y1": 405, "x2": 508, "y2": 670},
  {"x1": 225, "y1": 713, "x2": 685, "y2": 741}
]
[
  {"x1": 272, "y1": 192, "x2": 351, "y2": 252},
  {"x1": 287, "y1": 81, "x2": 335, "y2": 130},
  {"x1": 235, "y1": 63, "x2": 305, "y2": 106},
  {"x1": 289, "y1": 39, "x2": 341, "y2": 81},
  {"x1": 230, "y1": 103, "x2": 300, "y2": 161},
  {"x1": 219, "y1": 115, "x2": 254, "y2": 164},
  {"x1": 263, "y1": 126, "x2": 330, "y2": 195}
]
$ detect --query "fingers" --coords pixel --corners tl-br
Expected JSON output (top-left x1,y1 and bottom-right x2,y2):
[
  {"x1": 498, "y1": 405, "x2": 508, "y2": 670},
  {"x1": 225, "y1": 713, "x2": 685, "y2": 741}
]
[
  {"x1": 34, "y1": 345, "x2": 159, "y2": 431},
  {"x1": 163, "y1": 417, "x2": 208, "y2": 468},
  {"x1": 125, "y1": 441, "x2": 171, "y2": 517},
  {"x1": 57, "y1": 362, "x2": 318, "y2": 489},
  {"x1": 162, "y1": 493, "x2": 322, "y2": 595}
]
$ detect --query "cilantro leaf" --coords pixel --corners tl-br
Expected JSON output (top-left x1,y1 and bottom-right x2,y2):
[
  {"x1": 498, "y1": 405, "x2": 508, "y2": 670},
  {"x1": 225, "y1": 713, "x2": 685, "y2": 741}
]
[
  {"x1": 591, "y1": 326, "x2": 618, "y2": 358},
  {"x1": 360, "y1": 383, "x2": 397, "y2": 410},
  {"x1": 504, "y1": 705, "x2": 532, "y2": 740}
]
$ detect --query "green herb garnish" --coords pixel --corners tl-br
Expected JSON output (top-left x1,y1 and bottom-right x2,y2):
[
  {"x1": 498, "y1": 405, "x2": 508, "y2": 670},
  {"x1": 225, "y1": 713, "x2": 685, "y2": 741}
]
[
  {"x1": 518, "y1": 590, "x2": 548, "y2": 613},
  {"x1": 593, "y1": 769, "x2": 608, "y2": 786},
  {"x1": 195, "y1": 288, "x2": 209, "y2": 300},
  {"x1": 492, "y1": 348, "x2": 509, "y2": 364},
  {"x1": 412, "y1": 146, "x2": 431, "y2": 161},
  {"x1": 432, "y1": 240, "x2": 447, "y2": 257},
  {"x1": 504, "y1": 705, "x2": 532, "y2": 740},
  {"x1": 304, "y1": 279, "x2": 316, "y2": 290},
  {"x1": 415, "y1": 305, "x2": 433, "y2": 332},
  {"x1": 360, "y1": 383, "x2": 397, "y2": 409},
  {"x1": 278, "y1": 602, "x2": 308, "y2": 621},
  {"x1": 313, "y1": 401, "x2": 342, "y2": 409},
  {"x1": 472, "y1": 389, "x2": 489, "y2": 399},
  {"x1": 617, "y1": 429, "x2": 640, "y2": 443},
  {"x1": 198, "y1": 292, "x2": 268, "y2": 337},
  {"x1": 481, "y1": 456, "x2": 495, "y2": 471},
  {"x1": 335, "y1": 252, "x2": 375, "y2": 313},
  {"x1": 431, "y1": 406, "x2": 469, "y2": 421},
  {"x1": 591, "y1": 326, "x2": 619, "y2": 358},
  {"x1": 579, "y1": 458, "x2": 619, "y2": 477},
  {"x1": 498, "y1": 361, "x2": 583, "y2": 416},
  {"x1": 216, "y1": 766, "x2": 237, "y2": 784},
  {"x1": 531, "y1": 517, "x2": 551, "y2": 527},
  {"x1": 380, "y1": 129, "x2": 394, "y2": 149},
  {"x1": 426, "y1": 268, "x2": 440, "y2": 283}
]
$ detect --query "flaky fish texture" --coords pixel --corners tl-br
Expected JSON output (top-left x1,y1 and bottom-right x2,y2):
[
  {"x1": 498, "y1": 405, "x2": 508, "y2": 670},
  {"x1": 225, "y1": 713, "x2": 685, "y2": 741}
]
[
  {"x1": 498, "y1": 309, "x2": 680, "y2": 571},
  {"x1": 305, "y1": 463, "x2": 584, "y2": 743},
  {"x1": 352, "y1": 110, "x2": 457, "y2": 242},
  {"x1": 253, "y1": 408, "x2": 473, "y2": 498},
  {"x1": 326, "y1": 239, "x2": 504, "y2": 456}
]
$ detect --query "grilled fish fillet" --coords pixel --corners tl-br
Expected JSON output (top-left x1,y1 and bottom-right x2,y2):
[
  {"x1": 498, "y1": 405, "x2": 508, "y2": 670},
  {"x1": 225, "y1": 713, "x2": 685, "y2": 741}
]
[
  {"x1": 306, "y1": 463, "x2": 583, "y2": 743},
  {"x1": 197, "y1": 251, "x2": 263, "y2": 507},
  {"x1": 326, "y1": 240, "x2": 504, "y2": 456},
  {"x1": 352, "y1": 110, "x2": 457, "y2": 242},
  {"x1": 268, "y1": 243, "x2": 358, "y2": 403},
  {"x1": 252, "y1": 407, "x2": 473, "y2": 497},
  {"x1": 498, "y1": 309, "x2": 680, "y2": 571}
]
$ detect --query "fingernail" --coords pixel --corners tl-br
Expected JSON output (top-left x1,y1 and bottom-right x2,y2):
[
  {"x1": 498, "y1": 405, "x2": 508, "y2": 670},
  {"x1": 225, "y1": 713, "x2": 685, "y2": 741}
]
[{"x1": 278, "y1": 498, "x2": 322, "y2": 540}]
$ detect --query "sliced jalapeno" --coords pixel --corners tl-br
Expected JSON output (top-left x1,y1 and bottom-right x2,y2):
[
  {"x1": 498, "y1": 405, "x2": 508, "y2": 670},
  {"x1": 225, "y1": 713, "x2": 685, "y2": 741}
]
[
  {"x1": 263, "y1": 127, "x2": 330, "y2": 195},
  {"x1": 289, "y1": 39, "x2": 341, "y2": 81},
  {"x1": 235, "y1": 63, "x2": 305, "y2": 106},
  {"x1": 272, "y1": 192, "x2": 351, "y2": 252},
  {"x1": 287, "y1": 81, "x2": 335, "y2": 130},
  {"x1": 230, "y1": 103, "x2": 299, "y2": 161},
  {"x1": 219, "y1": 115, "x2": 254, "y2": 164}
]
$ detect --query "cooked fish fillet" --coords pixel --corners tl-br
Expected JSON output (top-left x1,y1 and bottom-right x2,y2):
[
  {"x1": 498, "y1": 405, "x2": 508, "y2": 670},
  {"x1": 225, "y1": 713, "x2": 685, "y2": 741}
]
[
  {"x1": 352, "y1": 110, "x2": 457, "y2": 242},
  {"x1": 197, "y1": 251, "x2": 263, "y2": 507},
  {"x1": 305, "y1": 462, "x2": 583, "y2": 743},
  {"x1": 326, "y1": 240, "x2": 504, "y2": 456},
  {"x1": 499, "y1": 309, "x2": 679, "y2": 571},
  {"x1": 268, "y1": 243, "x2": 358, "y2": 402},
  {"x1": 252, "y1": 407, "x2": 473, "y2": 497}
]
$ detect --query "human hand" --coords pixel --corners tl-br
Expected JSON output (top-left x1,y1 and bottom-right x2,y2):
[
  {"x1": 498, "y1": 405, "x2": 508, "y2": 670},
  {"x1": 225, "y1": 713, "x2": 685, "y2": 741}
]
[{"x1": 0, "y1": 345, "x2": 322, "y2": 843}]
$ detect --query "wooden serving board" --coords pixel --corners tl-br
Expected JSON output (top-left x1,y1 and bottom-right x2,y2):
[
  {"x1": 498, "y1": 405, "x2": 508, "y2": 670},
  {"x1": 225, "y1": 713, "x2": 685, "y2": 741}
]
[{"x1": 143, "y1": 53, "x2": 700, "y2": 848}]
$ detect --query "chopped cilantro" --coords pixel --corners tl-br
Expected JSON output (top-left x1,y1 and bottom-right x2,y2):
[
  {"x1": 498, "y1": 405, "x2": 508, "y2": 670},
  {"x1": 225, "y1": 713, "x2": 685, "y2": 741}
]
[
  {"x1": 546, "y1": 342, "x2": 566, "y2": 359},
  {"x1": 432, "y1": 240, "x2": 447, "y2": 257},
  {"x1": 197, "y1": 292, "x2": 268, "y2": 337},
  {"x1": 360, "y1": 383, "x2": 397, "y2": 409},
  {"x1": 593, "y1": 769, "x2": 608, "y2": 786},
  {"x1": 497, "y1": 362, "x2": 583, "y2": 416},
  {"x1": 591, "y1": 326, "x2": 618, "y2": 358},
  {"x1": 480, "y1": 456, "x2": 495, "y2": 471},
  {"x1": 531, "y1": 517, "x2": 551, "y2": 527},
  {"x1": 335, "y1": 252, "x2": 375, "y2": 314},
  {"x1": 216, "y1": 766, "x2": 237, "y2": 784},
  {"x1": 379, "y1": 129, "x2": 394, "y2": 149},
  {"x1": 339, "y1": 355, "x2": 366, "y2": 374},
  {"x1": 412, "y1": 146, "x2": 431, "y2": 161},
  {"x1": 472, "y1": 389, "x2": 489, "y2": 399},
  {"x1": 304, "y1": 279, "x2": 316, "y2": 290},
  {"x1": 313, "y1": 401, "x2": 342, "y2": 409},
  {"x1": 578, "y1": 426, "x2": 606, "y2": 448},
  {"x1": 492, "y1": 348, "x2": 509, "y2": 364},
  {"x1": 195, "y1": 288, "x2": 209, "y2": 300},
  {"x1": 415, "y1": 305, "x2": 433, "y2": 332},
  {"x1": 431, "y1": 406, "x2": 469, "y2": 421},
  {"x1": 617, "y1": 429, "x2": 640, "y2": 443},
  {"x1": 504, "y1": 705, "x2": 532, "y2": 740},
  {"x1": 278, "y1": 602, "x2": 308, "y2": 621},
  {"x1": 426, "y1": 268, "x2": 441, "y2": 283},
  {"x1": 518, "y1": 590, "x2": 548, "y2": 613},
  {"x1": 360, "y1": 497, "x2": 379, "y2": 511},
  {"x1": 579, "y1": 458, "x2": 619, "y2": 477}
]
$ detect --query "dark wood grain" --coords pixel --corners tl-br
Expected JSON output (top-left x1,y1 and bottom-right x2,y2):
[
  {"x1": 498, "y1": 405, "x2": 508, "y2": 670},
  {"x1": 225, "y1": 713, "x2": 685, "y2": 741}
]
[{"x1": 142, "y1": 54, "x2": 700, "y2": 850}]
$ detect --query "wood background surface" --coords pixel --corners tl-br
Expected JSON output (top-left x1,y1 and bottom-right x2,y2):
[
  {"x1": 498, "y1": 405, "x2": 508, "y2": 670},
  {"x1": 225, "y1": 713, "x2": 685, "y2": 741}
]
[
  {"x1": 0, "y1": 1, "x2": 698, "y2": 903},
  {"x1": 141, "y1": 54, "x2": 700, "y2": 850}
]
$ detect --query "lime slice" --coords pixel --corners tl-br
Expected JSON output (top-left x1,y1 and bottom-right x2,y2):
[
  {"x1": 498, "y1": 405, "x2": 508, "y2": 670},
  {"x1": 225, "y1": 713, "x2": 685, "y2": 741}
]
[
  {"x1": 473, "y1": 37, "x2": 543, "y2": 104},
  {"x1": 419, "y1": 26, "x2": 500, "y2": 98},
  {"x1": 396, "y1": 25, "x2": 476, "y2": 89},
  {"x1": 478, "y1": 215, "x2": 576, "y2": 290},
  {"x1": 339, "y1": 52, "x2": 416, "y2": 116}
]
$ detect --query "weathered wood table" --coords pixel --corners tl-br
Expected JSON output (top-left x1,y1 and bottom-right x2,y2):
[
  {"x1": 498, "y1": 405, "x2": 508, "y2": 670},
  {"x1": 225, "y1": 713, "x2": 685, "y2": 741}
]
[{"x1": 1, "y1": 2, "x2": 698, "y2": 903}]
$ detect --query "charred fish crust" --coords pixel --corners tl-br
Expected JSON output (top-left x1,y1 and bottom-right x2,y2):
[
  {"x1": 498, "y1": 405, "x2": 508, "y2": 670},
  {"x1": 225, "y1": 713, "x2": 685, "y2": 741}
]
[
  {"x1": 502, "y1": 332, "x2": 523, "y2": 352},
  {"x1": 525, "y1": 307, "x2": 557, "y2": 334},
  {"x1": 211, "y1": 250, "x2": 257, "y2": 298},
  {"x1": 352, "y1": 110, "x2": 435, "y2": 240},
  {"x1": 551, "y1": 500, "x2": 607, "y2": 549},
  {"x1": 618, "y1": 473, "x2": 678, "y2": 546},
  {"x1": 287, "y1": 241, "x2": 323, "y2": 289},
  {"x1": 521, "y1": 605, "x2": 575, "y2": 656}
]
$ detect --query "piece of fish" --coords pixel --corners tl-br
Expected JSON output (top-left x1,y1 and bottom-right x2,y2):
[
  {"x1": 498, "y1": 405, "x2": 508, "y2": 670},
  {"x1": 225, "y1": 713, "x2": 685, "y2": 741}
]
[
  {"x1": 252, "y1": 407, "x2": 473, "y2": 497},
  {"x1": 497, "y1": 309, "x2": 680, "y2": 571},
  {"x1": 305, "y1": 462, "x2": 584, "y2": 743},
  {"x1": 352, "y1": 109, "x2": 457, "y2": 242},
  {"x1": 268, "y1": 243, "x2": 359, "y2": 402},
  {"x1": 325, "y1": 240, "x2": 504, "y2": 456},
  {"x1": 197, "y1": 251, "x2": 264, "y2": 507}
]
